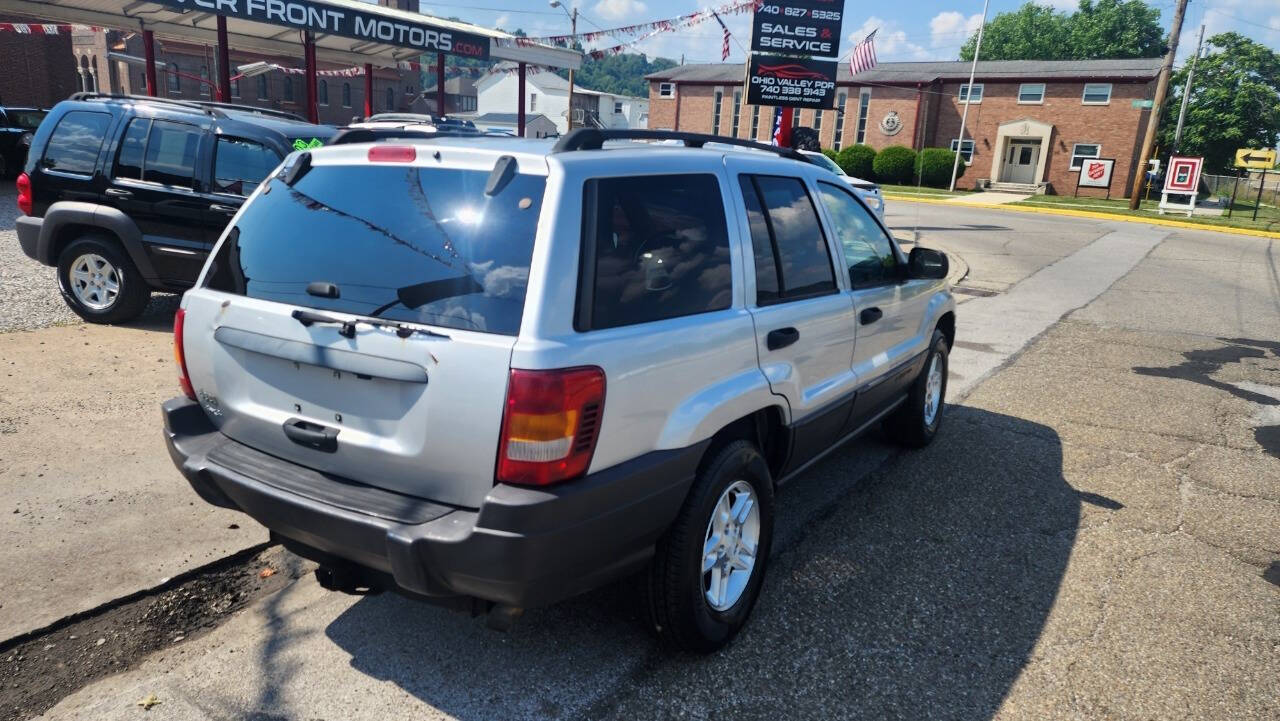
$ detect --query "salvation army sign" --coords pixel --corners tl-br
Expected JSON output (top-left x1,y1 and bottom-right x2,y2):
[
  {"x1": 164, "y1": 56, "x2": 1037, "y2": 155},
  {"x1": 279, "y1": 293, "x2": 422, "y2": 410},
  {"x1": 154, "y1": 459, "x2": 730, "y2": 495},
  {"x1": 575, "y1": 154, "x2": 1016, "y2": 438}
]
[
  {"x1": 145, "y1": 0, "x2": 490, "y2": 59},
  {"x1": 751, "y1": 1, "x2": 845, "y2": 57},
  {"x1": 746, "y1": 55, "x2": 838, "y2": 109},
  {"x1": 1074, "y1": 157, "x2": 1116, "y2": 198}
]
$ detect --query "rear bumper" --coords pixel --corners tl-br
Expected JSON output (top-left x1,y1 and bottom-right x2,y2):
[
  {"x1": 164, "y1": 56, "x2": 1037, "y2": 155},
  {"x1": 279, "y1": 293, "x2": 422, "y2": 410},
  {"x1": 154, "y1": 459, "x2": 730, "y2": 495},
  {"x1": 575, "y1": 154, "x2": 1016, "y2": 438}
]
[
  {"x1": 163, "y1": 397, "x2": 703, "y2": 608},
  {"x1": 15, "y1": 215, "x2": 45, "y2": 263}
]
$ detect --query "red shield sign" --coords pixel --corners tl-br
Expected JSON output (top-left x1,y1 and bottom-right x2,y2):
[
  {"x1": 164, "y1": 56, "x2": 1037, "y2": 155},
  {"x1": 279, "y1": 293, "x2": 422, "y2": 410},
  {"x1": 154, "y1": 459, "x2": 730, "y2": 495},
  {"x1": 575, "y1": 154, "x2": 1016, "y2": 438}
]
[{"x1": 1087, "y1": 162, "x2": 1105, "y2": 180}]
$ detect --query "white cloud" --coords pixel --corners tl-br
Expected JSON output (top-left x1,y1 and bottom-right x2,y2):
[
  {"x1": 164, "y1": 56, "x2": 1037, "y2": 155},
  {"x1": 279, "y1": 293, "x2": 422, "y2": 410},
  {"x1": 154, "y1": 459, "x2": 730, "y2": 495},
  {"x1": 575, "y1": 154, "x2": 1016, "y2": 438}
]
[
  {"x1": 494, "y1": 13, "x2": 510, "y2": 30},
  {"x1": 846, "y1": 16, "x2": 930, "y2": 62},
  {"x1": 929, "y1": 11, "x2": 983, "y2": 48},
  {"x1": 593, "y1": 0, "x2": 647, "y2": 22}
]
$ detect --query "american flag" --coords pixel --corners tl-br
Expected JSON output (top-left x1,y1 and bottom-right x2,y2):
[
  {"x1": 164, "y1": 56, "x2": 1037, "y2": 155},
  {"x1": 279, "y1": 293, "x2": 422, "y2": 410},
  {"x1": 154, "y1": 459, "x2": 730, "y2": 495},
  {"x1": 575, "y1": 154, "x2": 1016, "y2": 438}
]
[
  {"x1": 849, "y1": 28, "x2": 878, "y2": 75},
  {"x1": 713, "y1": 11, "x2": 731, "y2": 61}
]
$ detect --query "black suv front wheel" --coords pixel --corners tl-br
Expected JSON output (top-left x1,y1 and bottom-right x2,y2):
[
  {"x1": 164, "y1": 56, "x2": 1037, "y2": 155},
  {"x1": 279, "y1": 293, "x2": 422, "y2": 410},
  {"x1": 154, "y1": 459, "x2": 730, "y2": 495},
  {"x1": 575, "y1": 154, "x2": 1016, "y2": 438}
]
[
  {"x1": 646, "y1": 440, "x2": 775, "y2": 653},
  {"x1": 57, "y1": 236, "x2": 151, "y2": 324}
]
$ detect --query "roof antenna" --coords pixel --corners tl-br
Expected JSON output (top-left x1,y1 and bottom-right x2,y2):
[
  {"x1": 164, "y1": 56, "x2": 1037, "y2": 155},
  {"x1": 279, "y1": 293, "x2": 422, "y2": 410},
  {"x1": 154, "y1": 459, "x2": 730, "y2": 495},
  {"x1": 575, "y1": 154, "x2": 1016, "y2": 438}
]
[{"x1": 485, "y1": 155, "x2": 518, "y2": 196}]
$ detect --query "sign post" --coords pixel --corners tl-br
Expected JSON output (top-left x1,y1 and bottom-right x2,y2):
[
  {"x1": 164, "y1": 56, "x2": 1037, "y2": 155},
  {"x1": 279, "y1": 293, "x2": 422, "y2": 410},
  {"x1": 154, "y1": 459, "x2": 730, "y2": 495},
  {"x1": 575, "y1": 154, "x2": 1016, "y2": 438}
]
[
  {"x1": 1158, "y1": 155, "x2": 1203, "y2": 217},
  {"x1": 1074, "y1": 157, "x2": 1116, "y2": 199},
  {"x1": 744, "y1": 0, "x2": 843, "y2": 144},
  {"x1": 1252, "y1": 169, "x2": 1268, "y2": 222},
  {"x1": 1233, "y1": 148, "x2": 1276, "y2": 222}
]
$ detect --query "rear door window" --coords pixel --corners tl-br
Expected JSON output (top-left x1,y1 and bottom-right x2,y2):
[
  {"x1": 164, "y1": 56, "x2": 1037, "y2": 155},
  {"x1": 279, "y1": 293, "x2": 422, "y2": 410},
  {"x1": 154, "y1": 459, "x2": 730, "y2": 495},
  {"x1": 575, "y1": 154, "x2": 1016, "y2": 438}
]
[
  {"x1": 740, "y1": 174, "x2": 837, "y2": 304},
  {"x1": 142, "y1": 120, "x2": 200, "y2": 188},
  {"x1": 577, "y1": 173, "x2": 732, "y2": 330},
  {"x1": 113, "y1": 118, "x2": 149, "y2": 181},
  {"x1": 42, "y1": 110, "x2": 111, "y2": 176},
  {"x1": 213, "y1": 137, "x2": 280, "y2": 196},
  {"x1": 205, "y1": 164, "x2": 546, "y2": 336}
]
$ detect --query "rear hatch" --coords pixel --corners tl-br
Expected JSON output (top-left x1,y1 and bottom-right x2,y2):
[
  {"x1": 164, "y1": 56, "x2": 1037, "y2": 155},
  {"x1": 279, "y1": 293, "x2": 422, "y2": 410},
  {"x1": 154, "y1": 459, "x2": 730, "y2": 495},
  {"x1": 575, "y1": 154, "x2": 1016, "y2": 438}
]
[{"x1": 179, "y1": 147, "x2": 548, "y2": 509}]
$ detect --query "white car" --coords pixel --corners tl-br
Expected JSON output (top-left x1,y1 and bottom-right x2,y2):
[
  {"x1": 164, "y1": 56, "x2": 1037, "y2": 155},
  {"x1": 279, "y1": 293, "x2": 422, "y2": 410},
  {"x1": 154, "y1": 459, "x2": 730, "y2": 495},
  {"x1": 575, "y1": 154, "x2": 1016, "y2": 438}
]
[{"x1": 801, "y1": 150, "x2": 885, "y2": 221}]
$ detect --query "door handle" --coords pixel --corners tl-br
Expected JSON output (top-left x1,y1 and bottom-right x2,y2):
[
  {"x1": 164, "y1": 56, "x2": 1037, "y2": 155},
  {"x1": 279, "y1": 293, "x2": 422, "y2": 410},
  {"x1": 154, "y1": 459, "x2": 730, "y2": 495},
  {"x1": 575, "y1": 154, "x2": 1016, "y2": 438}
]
[
  {"x1": 104, "y1": 188, "x2": 132, "y2": 198},
  {"x1": 766, "y1": 327, "x2": 799, "y2": 351},
  {"x1": 210, "y1": 203, "x2": 239, "y2": 214},
  {"x1": 860, "y1": 307, "x2": 883, "y2": 325},
  {"x1": 282, "y1": 417, "x2": 339, "y2": 453}
]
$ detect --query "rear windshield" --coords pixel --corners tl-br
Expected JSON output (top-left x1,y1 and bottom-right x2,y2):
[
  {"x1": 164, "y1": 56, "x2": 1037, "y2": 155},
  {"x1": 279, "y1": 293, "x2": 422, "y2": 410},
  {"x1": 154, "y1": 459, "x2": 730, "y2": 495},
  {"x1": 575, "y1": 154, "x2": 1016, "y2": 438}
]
[
  {"x1": 7, "y1": 110, "x2": 47, "y2": 129},
  {"x1": 204, "y1": 163, "x2": 546, "y2": 335}
]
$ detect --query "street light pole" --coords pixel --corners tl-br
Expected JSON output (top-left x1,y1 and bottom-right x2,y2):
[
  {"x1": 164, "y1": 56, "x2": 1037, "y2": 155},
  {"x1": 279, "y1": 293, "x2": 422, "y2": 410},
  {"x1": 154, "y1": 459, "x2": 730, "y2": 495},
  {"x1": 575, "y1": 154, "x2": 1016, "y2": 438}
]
[
  {"x1": 1172, "y1": 24, "x2": 1204, "y2": 153},
  {"x1": 550, "y1": 0, "x2": 577, "y2": 132}
]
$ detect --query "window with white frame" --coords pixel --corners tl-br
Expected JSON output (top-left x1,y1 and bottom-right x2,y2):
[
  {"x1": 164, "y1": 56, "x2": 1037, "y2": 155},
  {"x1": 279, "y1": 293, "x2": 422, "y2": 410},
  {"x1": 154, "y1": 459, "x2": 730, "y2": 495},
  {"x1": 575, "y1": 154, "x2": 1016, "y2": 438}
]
[
  {"x1": 529, "y1": 92, "x2": 537, "y2": 112},
  {"x1": 1069, "y1": 143, "x2": 1101, "y2": 170},
  {"x1": 1082, "y1": 83, "x2": 1111, "y2": 105},
  {"x1": 730, "y1": 89, "x2": 742, "y2": 137},
  {"x1": 854, "y1": 89, "x2": 871, "y2": 144},
  {"x1": 950, "y1": 138, "x2": 976, "y2": 163},
  {"x1": 614, "y1": 101, "x2": 623, "y2": 114},
  {"x1": 1018, "y1": 83, "x2": 1045, "y2": 104},
  {"x1": 658, "y1": 82, "x2": 675, "y2": 98},
  {"x1": 958, "y1": 83, "x2": 983, "y2": 104},
  {"x1": 749, "y1": 105, "x2": 760, "y2": 140},
  {"x1": 832, "y1": 91, "x2": 848, "y2": 151}
]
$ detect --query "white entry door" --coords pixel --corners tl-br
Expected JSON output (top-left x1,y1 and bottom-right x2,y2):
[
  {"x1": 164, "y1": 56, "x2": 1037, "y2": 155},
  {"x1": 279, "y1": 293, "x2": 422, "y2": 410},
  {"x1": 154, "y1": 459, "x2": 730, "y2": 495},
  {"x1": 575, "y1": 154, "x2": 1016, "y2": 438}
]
[{"x1": 1002, "y1": 141, "x2": 1040, "y2": 184}]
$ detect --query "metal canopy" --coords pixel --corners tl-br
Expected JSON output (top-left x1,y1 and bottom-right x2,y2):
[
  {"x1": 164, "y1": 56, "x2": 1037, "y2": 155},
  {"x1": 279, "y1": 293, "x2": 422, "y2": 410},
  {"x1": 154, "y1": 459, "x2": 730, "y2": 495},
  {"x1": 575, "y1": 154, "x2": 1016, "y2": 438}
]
[{"x1": 0, "y1": 0, "x2": 580, "y2": 70}]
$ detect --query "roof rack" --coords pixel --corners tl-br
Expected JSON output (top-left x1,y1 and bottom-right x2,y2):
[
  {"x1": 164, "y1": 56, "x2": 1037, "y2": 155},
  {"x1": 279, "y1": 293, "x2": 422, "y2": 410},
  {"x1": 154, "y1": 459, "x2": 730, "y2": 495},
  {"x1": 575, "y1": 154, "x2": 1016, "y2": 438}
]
[
  {"x1": 552, "y1": 129, "x2": 806, "y2": 161},
  {"x1": 68, "y1": 93, "x2": 310, "y2": 123},
  {"x1": 330, "y1": 126, "x2": 485, "y2": 145},
  {"x1": 191, "y1": 101, "x2": 305, "y2": 122},
  {"x1": 69, "y1": 92, "x2": 210, "y2": 115}
]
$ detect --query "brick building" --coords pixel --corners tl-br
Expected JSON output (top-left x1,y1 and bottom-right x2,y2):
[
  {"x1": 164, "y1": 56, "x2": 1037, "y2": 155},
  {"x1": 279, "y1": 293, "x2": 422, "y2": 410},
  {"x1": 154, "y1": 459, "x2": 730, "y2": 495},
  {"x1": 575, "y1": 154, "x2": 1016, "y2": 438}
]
[
  {"x1": 646, "y1": 59, "x2": 1162, "y2": 197},
  {"x1": 0, "y1": 17, "x2": 78, "y2": 107}
]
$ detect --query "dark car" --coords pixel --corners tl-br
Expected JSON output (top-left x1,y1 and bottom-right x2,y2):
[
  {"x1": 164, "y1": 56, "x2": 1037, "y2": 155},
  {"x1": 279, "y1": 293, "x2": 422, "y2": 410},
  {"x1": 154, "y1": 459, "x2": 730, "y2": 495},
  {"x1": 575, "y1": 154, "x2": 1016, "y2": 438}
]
[
  {"x1": 14, "y1": 93, "x2": 336, "y2": 323},
  {"x1": 0, "y1": 106, "x2": 47, "y2": 178}
]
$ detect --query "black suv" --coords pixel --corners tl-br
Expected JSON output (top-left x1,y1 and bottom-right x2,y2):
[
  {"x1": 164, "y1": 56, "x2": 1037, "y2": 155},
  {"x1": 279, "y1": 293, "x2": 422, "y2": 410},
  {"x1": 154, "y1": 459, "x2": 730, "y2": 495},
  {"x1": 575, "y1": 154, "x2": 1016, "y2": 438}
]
[
  {"x1": 0, "y1": 106, "x2": 46, "y2": 178},
  {"x1": 15, "y1": 93, "x2": 335, "y2": 323}
]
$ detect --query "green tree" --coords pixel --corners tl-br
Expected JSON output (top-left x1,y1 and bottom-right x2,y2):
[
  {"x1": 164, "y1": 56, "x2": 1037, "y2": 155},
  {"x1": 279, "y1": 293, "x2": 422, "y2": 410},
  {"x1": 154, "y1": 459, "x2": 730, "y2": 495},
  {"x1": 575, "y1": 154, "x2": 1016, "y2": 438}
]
[
  {"x1": 555, "y1": 53, "x2": 678, "y2": 98},
  {"x1": 1158, "y1": 32, "x2": 1280, "y2": 173},
  {"x1": 960, "y1": 1, "x2": 1163, "y2": 61}
]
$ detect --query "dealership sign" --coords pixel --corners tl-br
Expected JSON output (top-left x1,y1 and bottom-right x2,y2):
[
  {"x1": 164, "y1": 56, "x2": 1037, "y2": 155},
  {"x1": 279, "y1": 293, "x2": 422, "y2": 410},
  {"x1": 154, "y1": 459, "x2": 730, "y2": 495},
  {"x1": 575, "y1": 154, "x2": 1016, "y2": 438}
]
[
  {"x1": 746, "y1": 55, "x2": 838, "y2": 109},
  {"x1": 751, "y1": 1, "x2": 844, "y2": 57},
  {"x1": 146, "y1": 0, "x2": 490, "y2": 59}
]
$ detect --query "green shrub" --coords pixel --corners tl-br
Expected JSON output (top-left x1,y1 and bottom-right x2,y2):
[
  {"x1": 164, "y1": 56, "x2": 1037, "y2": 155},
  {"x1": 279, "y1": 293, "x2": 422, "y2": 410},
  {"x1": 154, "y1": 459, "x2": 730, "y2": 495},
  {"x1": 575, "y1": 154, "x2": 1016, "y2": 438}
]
[
  {"x1": 872, "y1": 145, "x2": 917, "y2": 184},
  {"x1": 913, "y1": 147, "x2": 967, "y2": 188},
  {"x1": 821, "y1": 148, "x2": 839, "y2": 163},
  {"x1": 835, "y1": 144, "x2": 876, "y2": 179}
]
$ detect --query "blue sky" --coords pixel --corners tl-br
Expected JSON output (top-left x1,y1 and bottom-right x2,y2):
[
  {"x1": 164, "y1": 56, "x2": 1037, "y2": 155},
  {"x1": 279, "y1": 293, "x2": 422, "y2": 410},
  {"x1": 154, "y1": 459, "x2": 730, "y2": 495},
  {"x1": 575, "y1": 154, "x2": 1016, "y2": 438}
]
[{"x1": 403, "y1": 0, "x2": 1279, "y2": 67}]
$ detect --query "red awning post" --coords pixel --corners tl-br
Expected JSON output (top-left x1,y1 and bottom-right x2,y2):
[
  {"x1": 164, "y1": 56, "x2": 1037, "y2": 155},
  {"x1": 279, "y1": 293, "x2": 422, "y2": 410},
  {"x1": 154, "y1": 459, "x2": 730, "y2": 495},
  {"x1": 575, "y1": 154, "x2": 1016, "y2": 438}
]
[
  {"x1": 363, "y1": 63, "x2": 373, "y2": 118},
  {"x1": 303, "y1": 32, "x2": 318, "y2": 124},
  {"x1": 517, "y1": 62, "x2": 527, "y2": 137},
  {"x1": 436, "y1": 52, "x2": 446, "y2": 117},
  {"x1": 215, "y1": 15, "x2": 231, "y2": 103},
  {"x1": 142, "y1": 29, "x2": 158, "y2": 97}
]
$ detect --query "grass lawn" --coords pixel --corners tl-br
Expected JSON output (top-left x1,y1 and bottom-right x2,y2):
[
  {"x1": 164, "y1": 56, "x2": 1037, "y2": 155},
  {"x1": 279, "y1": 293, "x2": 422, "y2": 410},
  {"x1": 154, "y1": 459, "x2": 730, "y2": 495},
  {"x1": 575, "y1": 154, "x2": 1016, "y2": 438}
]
[
  {"x1": 1010, "y1": 194, "x2": 1280, "y2": 234},
  {"x1": 880, "y1": 184, "x2": 972, "y2": 197}
]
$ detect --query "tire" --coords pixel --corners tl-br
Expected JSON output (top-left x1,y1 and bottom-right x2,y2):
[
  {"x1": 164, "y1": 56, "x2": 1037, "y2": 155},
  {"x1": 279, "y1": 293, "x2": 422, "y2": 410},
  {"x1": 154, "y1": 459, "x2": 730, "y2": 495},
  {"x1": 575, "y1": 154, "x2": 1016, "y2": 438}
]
[
  {"x1": 56, "y1": 236, "x2": 151, "y2": 324},
  {"x1": 645, "y1": 440, "x2": 775, "y2": 653},
  {"x1": 884, "y1": 330, "x2": 949, "y2": 447}
]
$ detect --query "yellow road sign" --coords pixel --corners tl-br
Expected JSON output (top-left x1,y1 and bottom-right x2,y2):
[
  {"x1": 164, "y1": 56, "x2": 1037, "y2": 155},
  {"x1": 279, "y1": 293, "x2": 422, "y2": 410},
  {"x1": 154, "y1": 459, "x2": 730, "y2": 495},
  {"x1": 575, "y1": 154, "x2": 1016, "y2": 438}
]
[{"x1": 1234, "y1": 148, "x2": 1276, "y2": 169}]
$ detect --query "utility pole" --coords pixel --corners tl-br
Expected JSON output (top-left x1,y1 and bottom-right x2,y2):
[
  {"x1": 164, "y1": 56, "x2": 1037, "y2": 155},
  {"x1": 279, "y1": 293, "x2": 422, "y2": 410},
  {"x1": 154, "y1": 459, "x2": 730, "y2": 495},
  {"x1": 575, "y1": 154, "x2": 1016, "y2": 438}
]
[
  {"x1": 549, "y1": 0, "x2": 577, "y2": 131},
  {"x1": 949, "y1": 0, "x2": 990, "y2": 192},
  {"x1": 1129, "y1": 0, "x2": 1188, "y2": 210},
  {"x1": 1172, "y1": 23, "x2": 1204, "y2": 153}
]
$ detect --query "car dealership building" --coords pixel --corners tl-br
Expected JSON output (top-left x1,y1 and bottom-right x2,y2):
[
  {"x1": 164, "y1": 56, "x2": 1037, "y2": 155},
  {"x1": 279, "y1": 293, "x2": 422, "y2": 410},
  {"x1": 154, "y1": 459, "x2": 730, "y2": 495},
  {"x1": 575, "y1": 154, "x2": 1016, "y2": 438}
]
[{"x1": 647, "y1": 58, "x2": 1162, "y2": 197}]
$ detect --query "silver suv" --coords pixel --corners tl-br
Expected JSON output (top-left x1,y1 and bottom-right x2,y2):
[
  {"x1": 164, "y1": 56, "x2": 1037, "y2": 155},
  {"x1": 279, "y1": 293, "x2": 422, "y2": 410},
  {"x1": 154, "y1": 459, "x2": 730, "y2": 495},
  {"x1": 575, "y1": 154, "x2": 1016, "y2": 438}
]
[{"x1": 164, "y1": 129, "x2": 956, "y2": 652}]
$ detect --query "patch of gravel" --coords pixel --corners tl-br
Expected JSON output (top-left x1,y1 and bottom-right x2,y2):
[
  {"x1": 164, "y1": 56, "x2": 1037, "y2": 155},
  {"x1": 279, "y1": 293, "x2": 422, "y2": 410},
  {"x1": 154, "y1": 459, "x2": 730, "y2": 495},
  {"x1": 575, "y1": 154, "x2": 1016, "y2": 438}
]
[{"x1": 0, "y1": 187, "x2": 179, "y2": 333}]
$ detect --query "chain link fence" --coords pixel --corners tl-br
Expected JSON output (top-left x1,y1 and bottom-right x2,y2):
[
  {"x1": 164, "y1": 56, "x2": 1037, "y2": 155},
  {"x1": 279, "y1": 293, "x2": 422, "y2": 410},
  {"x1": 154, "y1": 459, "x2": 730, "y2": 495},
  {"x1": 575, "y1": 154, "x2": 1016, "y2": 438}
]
[{"x1": 1204, "y1": 172, "x2": 1280, "y2": 208}]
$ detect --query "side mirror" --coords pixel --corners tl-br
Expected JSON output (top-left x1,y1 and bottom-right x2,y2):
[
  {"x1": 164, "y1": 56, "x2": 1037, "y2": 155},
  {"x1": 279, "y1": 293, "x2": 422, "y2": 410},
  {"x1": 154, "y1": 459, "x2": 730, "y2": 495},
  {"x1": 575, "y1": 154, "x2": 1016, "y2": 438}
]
[{"x1": 908, "y1": 247, "x2": 949, "y2": 280}]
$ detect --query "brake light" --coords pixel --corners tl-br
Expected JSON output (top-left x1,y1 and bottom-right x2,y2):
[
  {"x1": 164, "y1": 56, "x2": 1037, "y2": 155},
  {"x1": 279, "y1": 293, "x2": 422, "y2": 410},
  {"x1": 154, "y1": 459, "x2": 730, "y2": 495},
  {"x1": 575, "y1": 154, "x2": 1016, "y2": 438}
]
[
  {"x1": 497, "y1": 367, "x2": 605, "y2": 486},
  {"x1": 173, "y1": 309, "x2": 196, "y2": 401},
  {"x1": 16, "y1": 172, "x2": 31, "y2": 216},
  {"x1": 367, "y1": 145, "x2": 416, "y2": 163}
]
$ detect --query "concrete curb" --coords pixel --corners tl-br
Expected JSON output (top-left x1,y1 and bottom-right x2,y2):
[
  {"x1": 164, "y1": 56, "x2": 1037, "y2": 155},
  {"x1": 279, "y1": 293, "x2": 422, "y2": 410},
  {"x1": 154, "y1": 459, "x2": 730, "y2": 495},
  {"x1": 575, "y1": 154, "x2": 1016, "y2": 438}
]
[{"x1": 883, "y1": 192, "x2": 1280, "y2": 240}]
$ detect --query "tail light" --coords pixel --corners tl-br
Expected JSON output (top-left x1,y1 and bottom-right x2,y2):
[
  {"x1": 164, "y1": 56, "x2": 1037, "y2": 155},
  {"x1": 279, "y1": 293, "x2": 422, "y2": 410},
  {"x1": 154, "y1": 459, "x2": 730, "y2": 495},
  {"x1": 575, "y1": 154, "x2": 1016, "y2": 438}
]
[
  {"x1": 497, "y1": 367, "x2": 605, "y2": 486},
  {"x1": 16, "y1": 172, "x2": 32, "y2": 216},
  {"x1": 173, "y1": 309, "x2": 196, "y2": 401},
  {"x1": 367, "y1": 145, "x2": 416, "y2": 163}
]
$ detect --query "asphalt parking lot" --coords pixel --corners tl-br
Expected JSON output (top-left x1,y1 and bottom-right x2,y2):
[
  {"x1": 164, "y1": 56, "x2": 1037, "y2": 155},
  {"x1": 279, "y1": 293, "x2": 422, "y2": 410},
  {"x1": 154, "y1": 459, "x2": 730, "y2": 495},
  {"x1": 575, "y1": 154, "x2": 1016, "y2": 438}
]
[{"x1": 1, "y1": 191, "x2": 1277, "y2": 720}]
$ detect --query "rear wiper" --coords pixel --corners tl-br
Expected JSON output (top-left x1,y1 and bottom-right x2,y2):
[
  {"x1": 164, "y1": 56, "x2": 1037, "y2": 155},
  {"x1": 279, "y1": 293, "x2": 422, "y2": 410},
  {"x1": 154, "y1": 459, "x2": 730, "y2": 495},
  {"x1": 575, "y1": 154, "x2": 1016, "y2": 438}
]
[{"x1": 291, "y1": 309, "x2": 449, "y2": 340}]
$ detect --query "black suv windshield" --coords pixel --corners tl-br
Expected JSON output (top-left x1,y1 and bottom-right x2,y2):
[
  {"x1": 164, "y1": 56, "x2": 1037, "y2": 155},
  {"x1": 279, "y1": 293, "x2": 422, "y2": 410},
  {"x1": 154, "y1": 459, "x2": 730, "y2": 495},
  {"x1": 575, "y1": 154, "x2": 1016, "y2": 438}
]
[
  {"x1": 7, "y1": 109, "x2": 46, "y2": 129},
  {"x1": 204, "y1": 162, "x2": 546, "y2": 335}
]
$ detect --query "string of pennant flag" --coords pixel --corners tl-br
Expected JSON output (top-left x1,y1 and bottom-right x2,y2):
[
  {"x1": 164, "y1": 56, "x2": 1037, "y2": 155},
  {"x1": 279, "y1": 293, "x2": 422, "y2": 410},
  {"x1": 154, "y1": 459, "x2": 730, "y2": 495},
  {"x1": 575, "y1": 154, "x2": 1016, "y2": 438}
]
[
  {"x1": 496, "y1": 0, "x2": 756, "y2": 52},
  {"x1": 0, "y1": 22, "x2": 105, "y2": 33}
]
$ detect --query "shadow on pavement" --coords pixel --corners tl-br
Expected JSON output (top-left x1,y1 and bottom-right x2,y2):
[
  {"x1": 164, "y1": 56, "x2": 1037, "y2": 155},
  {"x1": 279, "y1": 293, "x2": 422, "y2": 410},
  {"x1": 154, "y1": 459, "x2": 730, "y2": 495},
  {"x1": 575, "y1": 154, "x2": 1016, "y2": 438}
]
[{"x1": 323, "y1": 406, "x2": 1091, "y2": 720}]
